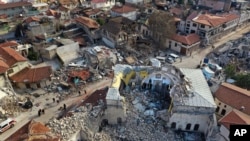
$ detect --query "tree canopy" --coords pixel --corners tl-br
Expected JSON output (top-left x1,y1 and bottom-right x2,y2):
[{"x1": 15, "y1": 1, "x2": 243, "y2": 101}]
[
  {"x1": 233, "y1": 73, "x2": 250, "y2": 90},
  {"x1": 147, "y1": 11, "x2": 176, "y2": 47},
  {"x1": 224, "y1": 63, "x2": 236, "y2": 79}
]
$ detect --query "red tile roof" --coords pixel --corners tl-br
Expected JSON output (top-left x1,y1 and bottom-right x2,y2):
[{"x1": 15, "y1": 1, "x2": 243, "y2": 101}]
[
  {"x1": 0, "y1": 47, "x2": 27, "y2": 66},
  {"x1": 29, "y1": 121, "x2": 50, "y2": 134},
  {"x1": 5, "y1": 120, "x2": 60, "y2": 141},
  {"x1": 171, "y1": 33, "x2": 200, "y2": 45},
  {"x1": 10, "y1": 66, "x2": 52, "y2": 83},
  {"x1": 59, "y1": 0, "x2": 78, "y2": 5},
  {"x1": 91, "y1": 0, "x2": 107, "y2": 3},
  {"x1": 219, "y1": 110, "x2": 250, "y2": 129},
  {"x1": 0, "y1": 1, "x2": 32, "y2": 10},
  {"x1": 68, "y1": 69, "x2": 90, "y2": 81},
  {"x1": 215, "y1": 83, "x2": 250, "y2": 115},
  {"x1": 187, "y1": 11, "x2": 199, "y2": 21},
  {"x1": 75, "y1": 16, "x2": 100, "y2": 29},
  {"x1": 24, "y1": 16, "x2": 40, "y2": 24},
  {"x1": 169, "y1": 7, "x2": 183, "y2": 16},
  {"x1": 0, "y1": 41, "x2": 18, "y2": 48},
  {"x1": 84, "y1": 8, "x2": 102, "y2": 17},
  {"x1": 193, "y1": 13, "x2": 239, "y2": 27},
  {"x1": 73, "y1": 36, "x2": 86, "y2": 46},
  {"x1": 0, "y1": 59, "x2": 9, "y2": 74},
  {"x1": 46, "y1": 9, "x2": 60, "y2": 17},
  {"x1": 111, "y1": 5, "x2": 137, "y2": 14}
]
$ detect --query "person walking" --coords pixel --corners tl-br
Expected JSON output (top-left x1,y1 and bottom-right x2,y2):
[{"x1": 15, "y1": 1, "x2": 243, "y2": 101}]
[
  {"x1": 41, "y1": 109, "x2": 45, "y2": 114},
  {"x1": 38, "y1": 109, "x2": 41, "y2": 116},
  {"x1": 63, "y1": 104, "x2": 66, "y2": 110}
]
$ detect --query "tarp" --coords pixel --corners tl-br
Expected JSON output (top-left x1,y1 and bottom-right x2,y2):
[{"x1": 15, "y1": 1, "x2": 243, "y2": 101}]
[{"x1": 202, "y1": 67, "x2": 214, "y2": 80}]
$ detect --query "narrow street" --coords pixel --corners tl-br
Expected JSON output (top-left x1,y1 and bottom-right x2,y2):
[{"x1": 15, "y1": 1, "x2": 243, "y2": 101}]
[
  {"x1": 0, "y1": 78, "x2": 112, "y2": 141},
  {"x1": 175, "y1": 26, "x2": 250, "y2": 68}
]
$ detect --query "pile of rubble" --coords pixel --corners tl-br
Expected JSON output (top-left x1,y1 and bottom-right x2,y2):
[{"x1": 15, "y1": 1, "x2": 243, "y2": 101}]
[
  {"x1": 101, "y1": 106, "x2": 171, "y2": 141},
  {"x1": 100, "y1": 89, "x2": 172, "y2": 141},
  {"x1": 47, "y1": 106, "x2": 111, "y2": 141}
]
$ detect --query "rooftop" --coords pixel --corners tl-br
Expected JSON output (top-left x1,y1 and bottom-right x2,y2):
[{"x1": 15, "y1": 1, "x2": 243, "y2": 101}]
[
  {"x1": 111, "y1": 5, "x2": 137, "y2": 14},
  {"x1": 0, "y1": 47, "x2": 27, "y2": 67},
  {"x1": 0, "y1": 1, "x2": 32, "y2": 10},
  {"x1": 10, "y1": 66, "x2": 52, "y2": 83},
  {"x1": 215, "y1": 83, "x2": 250, "y2": 115},
  {"x1": 193, "y1": 13, "x2": 239, "y2": 27},
  {"x1": 91, "y1": 0, "x2": 107, "y2": 3},
  {"x1": 0, "y1": 41, "x2": 18, "y2": 48},
  {"x1": 219, "y1": 109, "x2": 250, "y2": 129},
  {"x1": 172, "y1": 33, "x2": 200, "y2": 46},
  {"x1": 68, "y1": 69, "x2": 90, "y2": 81},
  {"x1": 106, "y1": 87, "x2": 121, "y2": 100},
  {"x1": 178, "y1": 68, "x2": 216, "y2": 108},
  {"x1": 0, "y1": 59, "x2": 9, "y2": 74},
  {"x1": 59, "y1": 0, "x2": 78, "y2": 5},
  {"x1": 75, "y1": 16, "x2": 100, "y2": 29},
  {"x1": 24, "y1": 16, "x2": 40, "y2": 24}
]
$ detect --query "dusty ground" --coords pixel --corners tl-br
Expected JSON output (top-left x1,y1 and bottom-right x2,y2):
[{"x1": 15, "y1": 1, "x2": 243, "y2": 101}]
[
  {"x1": 174, "y1": 26, "x2": 250, "y2": 68},
  {"x1": 0, "y1": 78, "x2": 112, "y2": 141}
]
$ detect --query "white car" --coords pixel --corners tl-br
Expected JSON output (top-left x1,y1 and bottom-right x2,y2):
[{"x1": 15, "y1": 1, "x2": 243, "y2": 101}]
[
  {"x1": 0, "y1": 118, "x2": 16, "y2": 133},
  {"x1": 166, "y1": 57, "x2": 174, "y2": 64}
]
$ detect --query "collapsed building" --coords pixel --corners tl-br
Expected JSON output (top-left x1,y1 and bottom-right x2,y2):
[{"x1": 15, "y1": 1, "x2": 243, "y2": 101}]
[
  {"x1": 105, "y1": 64, "x2": 217, "y2": 140},
  {"x1": 46, "y1": 64, "x2": 217, "y2": 141}
]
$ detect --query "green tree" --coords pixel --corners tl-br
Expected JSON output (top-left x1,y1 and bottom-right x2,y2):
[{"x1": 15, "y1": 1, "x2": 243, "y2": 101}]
[
  {"x1": 234, "y1": 73, "x2": 250, "y2": 90},
  {"x1": 96, "y1": 18, "x2": 105, "y2": 26},
  {"x1": 224, "y1": 63, "x2": 236, "y2": 79},
  {"x1": 147, "y1": 11, "x2": 176, "y2": 48},
  {"x1": 27, "y1": 50, "x2": 39, "y2": 61}
]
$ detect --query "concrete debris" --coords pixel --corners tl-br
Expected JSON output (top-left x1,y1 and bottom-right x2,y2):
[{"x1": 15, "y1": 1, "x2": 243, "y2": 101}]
[{"x1": 144, "y1": 110, "x2": 155, "y2": 116}]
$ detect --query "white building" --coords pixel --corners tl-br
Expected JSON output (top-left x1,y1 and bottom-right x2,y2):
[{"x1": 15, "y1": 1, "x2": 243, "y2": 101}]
[
  {"x1": 185, "y1": 12, "x2": 239, "y2": 44},
  {"x1": 166, "y1": 33, "x2": 200, "y2": 55},
  {"x1": 110, "y1": 4, "x2": 137, "y2": 21},
  {"x1": 125, "y1": 0, "x2": 143, "y2": 5},
  {"x1": 110, "y1": 64, "x2": 217, "y2": 140},
  {"x1": 90, "y1": 0, "x2": 115, "y2": 9},
  {"x1": 104, "y1": 88, "x2": 126, "y2": 124},
  {"x1": 168, "y1": 68, "x2": 217, "y2": 140}
]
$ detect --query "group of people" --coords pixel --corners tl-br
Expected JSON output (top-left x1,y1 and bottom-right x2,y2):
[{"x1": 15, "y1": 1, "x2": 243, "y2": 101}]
[
  {"x1": 78, "y1": 89, "x2": 87, "y2": 96},
  {"x1": 38, "y1": 109, "x2": 45, "y2": 116}
]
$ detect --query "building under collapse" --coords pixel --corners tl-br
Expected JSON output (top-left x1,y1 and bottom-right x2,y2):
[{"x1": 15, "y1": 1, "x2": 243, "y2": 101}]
[{"x1": 106, "y1": 64, "x2": 217, "y2": 140}]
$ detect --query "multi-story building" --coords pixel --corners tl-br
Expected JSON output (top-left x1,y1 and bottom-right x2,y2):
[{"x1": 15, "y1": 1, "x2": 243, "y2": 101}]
[
  {"x1": 0, "y1": 1, "x2": 32, "y2": 17},
  {"x1": 75, "y1": 16, "x2": 100, "y2": 43},
  {"x1": 184, "y1": 12, "x2": 239, "y2": 45},
  {"x1": 110, "y1": 4, "x2": 137, "y2": 21}
]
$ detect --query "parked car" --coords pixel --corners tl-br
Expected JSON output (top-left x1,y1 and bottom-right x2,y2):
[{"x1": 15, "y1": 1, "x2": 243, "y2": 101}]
[
  {"x1": 0, "y1": 118, "x2": 16, "y2": 133},
  {"x1": 166, "y1": 57, "x2": 174, "y2": 64},
  {"x1": 208, "y1": 63, "x2": 222, "y2": 71},
  {"x1": 168, "y1": 53, "x2": 179, "y2": 62}
]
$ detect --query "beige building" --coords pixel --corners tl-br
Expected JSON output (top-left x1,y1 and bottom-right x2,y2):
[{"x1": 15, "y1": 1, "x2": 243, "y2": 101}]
[
  {"x1": 0, "y1": 47, "x2": 30, "y2": 77},
  {"x1": 10, "y1": 66, "x2": 52, "y2": 89},
  {"x1": 215, "y1": 83, "x2": 250, "y2": 118},
  {"x1": 218, "y1": 109, "x2": 250, "y2": 141},
  {"x1": 166, "y1": 33, "x2": 200, "y2": 55},
  {"x1": 103, "y1": 88, "x2": 126, "y2": 124}
]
